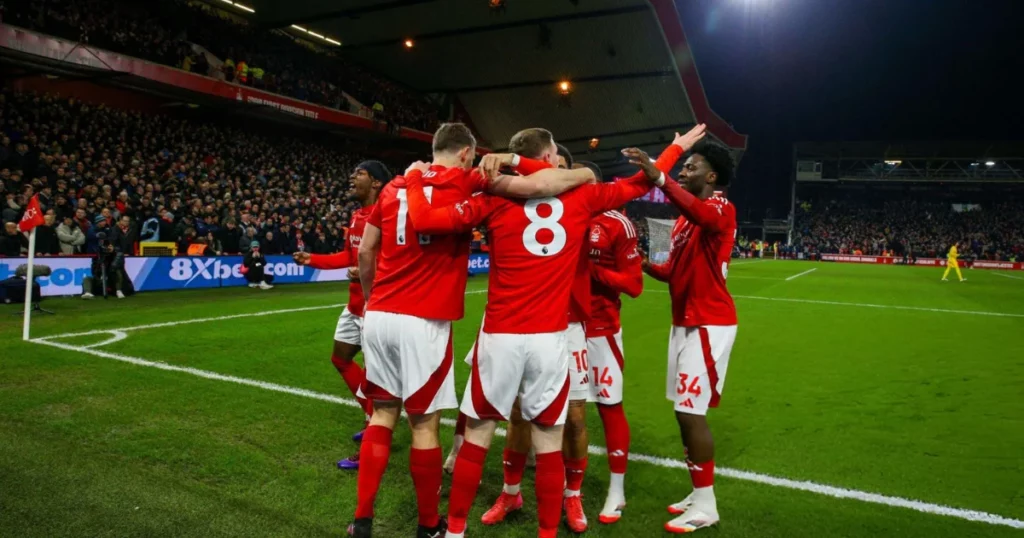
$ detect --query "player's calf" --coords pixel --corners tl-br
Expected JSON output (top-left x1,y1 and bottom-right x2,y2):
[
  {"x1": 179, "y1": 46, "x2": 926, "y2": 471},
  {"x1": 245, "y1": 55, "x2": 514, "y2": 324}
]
[
  {"x1": 349, "y1": 400, "x2": 401, "y2": 536},
  {"x1": 596, "y1": 402, "x2": 630, "y2": 523},
  {"x1": 408, "y1": 412, "x2": 444, "y2": 531},
  {"x1": 562, "y1": 399, "x2": 589, "y2": 532},
  {"x1": 531, "y1": 422, "x2": 566, "y2": 538}
]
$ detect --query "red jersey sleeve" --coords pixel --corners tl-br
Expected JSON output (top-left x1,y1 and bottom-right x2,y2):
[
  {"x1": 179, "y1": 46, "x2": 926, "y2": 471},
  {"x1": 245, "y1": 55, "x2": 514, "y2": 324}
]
[
  {"x1": 512, "y1": 156, "x2": 551, "y2": 175},
  {"x1": 367, "y1": 198, "x2": 383, "y2": 228},
  {"x1": 660, "y1": 180, "x2": 732, "y2": 233},
  {"x1": 591, "y1": 231, "x2": 642, "y2": 298},
  {"x1": 308, "y1": 250, "x2": 352, "y2": 270},
  {"x1": 407, "y1": 169, "x2": 492, "y2": 233},
  {"x1": 467, "y1": 168, "x2": 490, "y2": 193},
  {"x1": 645, "y1": 257, "x2": 672, "y2": 282},
  {"x1": 581, "y1": 174, "x2": 652, "y2": 215}
]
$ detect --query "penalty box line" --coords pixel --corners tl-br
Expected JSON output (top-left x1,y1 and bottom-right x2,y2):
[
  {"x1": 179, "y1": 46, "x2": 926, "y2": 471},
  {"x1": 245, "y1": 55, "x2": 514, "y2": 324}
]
[{"x1": 28, "y1": 338, "x2": 1024, "y2": 530}]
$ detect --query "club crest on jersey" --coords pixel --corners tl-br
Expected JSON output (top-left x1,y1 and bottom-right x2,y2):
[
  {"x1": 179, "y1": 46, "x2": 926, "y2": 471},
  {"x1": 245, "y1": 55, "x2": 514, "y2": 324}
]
[{"x1": 590, "y1": 226, "x2": 601, "y2": 243}]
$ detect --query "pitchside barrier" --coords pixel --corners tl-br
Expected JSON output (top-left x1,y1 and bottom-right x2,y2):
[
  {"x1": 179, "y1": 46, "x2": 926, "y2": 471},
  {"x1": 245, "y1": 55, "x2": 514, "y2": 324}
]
[
  {"x1": 0, "y1": 253, "x2": 493, "y2": 296},
  {"x1": 817, "y1": 254, "x2": 1023, "y2": 271}
]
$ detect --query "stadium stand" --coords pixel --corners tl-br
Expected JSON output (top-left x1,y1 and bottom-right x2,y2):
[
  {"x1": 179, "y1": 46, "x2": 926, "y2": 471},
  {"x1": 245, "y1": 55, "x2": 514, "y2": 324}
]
[
  {"x1": 3, "y1": 0, "x2": 440, "y2": 131},
  {"x1": 0, "y1": 88, "x2": 401, "y2": 256}
]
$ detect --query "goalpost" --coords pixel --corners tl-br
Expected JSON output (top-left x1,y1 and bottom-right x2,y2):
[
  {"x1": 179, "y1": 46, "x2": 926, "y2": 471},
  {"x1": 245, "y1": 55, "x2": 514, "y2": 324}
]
[{"x1": 645, "y1": 217, "x2": 675, "y2": 263}]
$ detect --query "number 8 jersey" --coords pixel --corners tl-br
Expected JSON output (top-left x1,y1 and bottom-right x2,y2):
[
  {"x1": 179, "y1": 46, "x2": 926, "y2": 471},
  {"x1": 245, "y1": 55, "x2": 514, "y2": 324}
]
[{"x1": 405, "y1": 144, "x2": 684, "y2": 334}]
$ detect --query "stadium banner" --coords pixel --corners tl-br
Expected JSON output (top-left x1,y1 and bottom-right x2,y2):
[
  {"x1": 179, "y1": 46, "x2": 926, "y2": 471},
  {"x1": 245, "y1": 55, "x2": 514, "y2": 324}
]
[
  {"x1": 123, "y1": 256, "x2": 351, "y2": 292},
  {"x1": 468, "y1": 253, "x2": 490, "y2": 275},
  {"x1": 819, "y1": 254, "x2": 1023, "y2": 270},
  {"x1": 0, "y1": 256, "x2": 92, "y2": 296}
]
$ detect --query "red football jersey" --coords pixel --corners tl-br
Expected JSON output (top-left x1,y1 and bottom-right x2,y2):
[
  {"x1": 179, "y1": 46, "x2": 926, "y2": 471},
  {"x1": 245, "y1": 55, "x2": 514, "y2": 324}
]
[
  {"x1": 404, "y1": 171, "x2": 668, "y2": 334},
  {"x1": 308, "y1": 204, "x2": 374, "y2": 316},
  {"x1": 647, "y1": 182, "x2": 737, "y2": 327},
  {"x1": 365, "y1": 165, "x2": 488, "y2": 321},
  {"x1": 587, "y1": 211, "x2": 643, "y2": 337},
  {"x1": 567, "y1": 246, "x2": 591, "y2": 324}
]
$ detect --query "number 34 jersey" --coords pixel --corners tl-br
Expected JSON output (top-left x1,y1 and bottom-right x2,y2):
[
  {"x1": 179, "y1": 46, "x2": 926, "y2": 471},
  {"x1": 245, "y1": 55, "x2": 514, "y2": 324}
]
[{"x1": 404, "y1": 169, "x2": 657, "y2": 335}]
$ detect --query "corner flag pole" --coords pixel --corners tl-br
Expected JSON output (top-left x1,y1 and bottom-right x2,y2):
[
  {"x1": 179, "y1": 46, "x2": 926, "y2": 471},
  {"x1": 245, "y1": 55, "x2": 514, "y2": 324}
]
[{"x1": 22, "y1": 227, "x2": 36, "y2": 341}]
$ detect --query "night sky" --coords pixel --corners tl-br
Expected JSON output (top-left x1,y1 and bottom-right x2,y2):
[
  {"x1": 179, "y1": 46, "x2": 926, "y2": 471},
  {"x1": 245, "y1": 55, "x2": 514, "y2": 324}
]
[{"x1": 677, "y1": 0, "x2": 1024, "y2": 220}]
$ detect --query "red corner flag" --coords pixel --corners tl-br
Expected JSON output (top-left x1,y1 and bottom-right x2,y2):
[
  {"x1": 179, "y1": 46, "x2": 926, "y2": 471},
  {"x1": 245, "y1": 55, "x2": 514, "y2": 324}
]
[{"x1": 18, "y1": 195, "x2": 45, "y2": 233}]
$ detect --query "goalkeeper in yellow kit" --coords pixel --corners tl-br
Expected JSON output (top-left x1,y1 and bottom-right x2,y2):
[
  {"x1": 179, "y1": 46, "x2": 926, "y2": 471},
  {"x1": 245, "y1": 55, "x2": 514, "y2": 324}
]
[{"x1": 941, "y1": 243, "x2": 965, "y2": 282}]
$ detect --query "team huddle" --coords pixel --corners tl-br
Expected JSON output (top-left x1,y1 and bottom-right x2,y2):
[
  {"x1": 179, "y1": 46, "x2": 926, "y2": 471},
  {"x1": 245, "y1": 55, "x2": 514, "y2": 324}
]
[{"x1": 294, "y1": 122, "x2": 738, "y2": 537}]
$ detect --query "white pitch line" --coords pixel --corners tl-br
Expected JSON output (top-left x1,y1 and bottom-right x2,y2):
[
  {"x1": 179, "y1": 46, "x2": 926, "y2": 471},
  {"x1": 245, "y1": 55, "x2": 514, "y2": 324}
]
[
  {"x1": 785, "y1": 267, "x2": 818, "y2": 281},
  {"x1": 37, "y1": 287, "x2": 493, "y2": 342},
  {"x1": 993, "y1": 272, "x2": 1024, "y2": 281},
  {"x1": 28, "y1": 338, "x2": 1024, "y2": 529}
]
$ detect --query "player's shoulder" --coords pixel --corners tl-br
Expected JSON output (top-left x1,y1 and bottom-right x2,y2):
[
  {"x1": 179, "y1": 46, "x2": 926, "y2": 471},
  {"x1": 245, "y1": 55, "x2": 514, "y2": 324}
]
[
  {"x1": 706, "y1": 192, "x2": 736, "y2": 215},
  {"x1": 597, "y1": 210, "x2": 637, "y2": 239}
]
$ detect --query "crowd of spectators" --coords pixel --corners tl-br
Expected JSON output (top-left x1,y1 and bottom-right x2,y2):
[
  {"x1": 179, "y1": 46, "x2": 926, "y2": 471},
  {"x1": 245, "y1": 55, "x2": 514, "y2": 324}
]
[
  {"x1": 4, "y1": 0, "x2": 439, "y2": 131},
  {"x1": 794, "y1": 199, "x2": 1024, "y2": 261},
  {"x1": 1, "y1": 89, "x2": 398, "y2": 259}
]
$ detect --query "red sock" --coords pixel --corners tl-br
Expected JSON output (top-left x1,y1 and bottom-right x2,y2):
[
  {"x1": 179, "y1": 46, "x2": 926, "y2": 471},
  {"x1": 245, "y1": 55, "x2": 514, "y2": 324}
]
[
  {"x1": 447, "y1": 441, "x2": 489, "y2": 534},
  {"x1": 354, "y1": 425, "x2": 393, "y2": 519},
  {"x1": 687, "y1": 459, "x2": 715, "y2": 488},
  {"x1": 454, "y1": 412, "x2": 467, "y2": 437},
  {"x1": 564, "y1": 456, "x2": 587, "y2": 492},
  {"x1": 597, "y1": 403, "x2": 630, "y2": 474},
  {"x1": 331, "y1": 354, "x2": 372, "y2": 417},
  {"x1": 502, "y1": 448, "x2": 527, "y2": 488},
  {"x1": 409, "y1": 447, "x2": 443, "y2": 528},
  {"x1": 534, "y1": 451, "x2": 565, "y2": 532}
]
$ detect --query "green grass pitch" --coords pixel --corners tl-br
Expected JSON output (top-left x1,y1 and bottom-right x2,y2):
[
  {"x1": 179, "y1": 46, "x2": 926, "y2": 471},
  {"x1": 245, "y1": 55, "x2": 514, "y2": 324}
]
[{"x1": 1, "y1": 260, "x2": 1022, "y2": 537}]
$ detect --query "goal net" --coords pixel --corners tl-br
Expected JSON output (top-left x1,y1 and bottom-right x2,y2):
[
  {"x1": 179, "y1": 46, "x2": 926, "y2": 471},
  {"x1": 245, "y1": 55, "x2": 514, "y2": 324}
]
[{"x1": 645, "y1": 217, "x2": 675, "y2": 264}]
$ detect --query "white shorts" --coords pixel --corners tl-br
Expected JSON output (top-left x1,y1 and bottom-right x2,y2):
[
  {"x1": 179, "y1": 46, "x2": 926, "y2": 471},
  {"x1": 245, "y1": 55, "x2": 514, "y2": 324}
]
[
  {"x1": 333, "y1": 308, "x2": 363, "y2": 346},
  {"x1": 461, "y1": 330, "x2": 570, "y2": 427},
  {"x1": 586, "y1": 329, "x2": 625, "y2": 405},
  {"x1": 666, "y1": 325, "x2": 737, "y2": 416},
  {"x1": 567, "y1": 322, "x2": 595, "y2": 402},
  {"x1": 361, "y1": 311, "x2": 458, "y2": 415}
]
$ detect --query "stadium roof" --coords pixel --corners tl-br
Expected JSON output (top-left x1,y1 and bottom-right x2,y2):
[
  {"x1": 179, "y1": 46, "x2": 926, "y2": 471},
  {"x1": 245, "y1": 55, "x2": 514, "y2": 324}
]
[{"x1": 246, "y1": 0, "x2": 746, "y2": 173}]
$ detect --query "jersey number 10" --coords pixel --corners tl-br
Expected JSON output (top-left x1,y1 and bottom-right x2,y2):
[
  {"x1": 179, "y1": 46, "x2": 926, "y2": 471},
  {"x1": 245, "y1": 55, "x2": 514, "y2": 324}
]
[{"x1": 396, "y1": 187, "x2": 433, "y2": 246}]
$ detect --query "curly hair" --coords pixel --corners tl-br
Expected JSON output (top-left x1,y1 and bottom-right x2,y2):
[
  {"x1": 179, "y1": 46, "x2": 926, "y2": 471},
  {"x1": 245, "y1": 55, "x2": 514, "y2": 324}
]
[{"x1": 690, "y1": 139, "x2": 735, "y2": 187}]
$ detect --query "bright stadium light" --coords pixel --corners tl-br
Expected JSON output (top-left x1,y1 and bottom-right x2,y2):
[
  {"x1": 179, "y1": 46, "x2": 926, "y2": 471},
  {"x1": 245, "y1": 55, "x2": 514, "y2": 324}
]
[
  {"x1": 404, "y1": 38, "x2": 415, "y2": 48},
  {"x1": 308, "y1": 31, "x2": 324, "y2": 39},
  {"x1": 558, "y1": 80, "x2": 572, "y2": 95},
  {"x1": 235, "y1": 3, "x2": 254, "y2": 12},
  {"x1": 985, "y1": 161, "x2": 996, "y2": 166},
  {"x1": 291, "y1": 25, "x2": 308, "y2": 32}
]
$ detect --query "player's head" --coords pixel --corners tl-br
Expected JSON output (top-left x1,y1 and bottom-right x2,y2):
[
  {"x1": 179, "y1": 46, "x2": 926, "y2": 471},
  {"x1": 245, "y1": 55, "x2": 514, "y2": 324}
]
[
  {"x1": 432, "y1": 123, "x2": 477, "y2": 169},
  {"x1": 573, "y1": 160, "x2": 603, "y2": 184},
  {"x1": 679, "y1": 139, "x2": 734, "y2": 196},
  {"x1": 556, "y1": 143, "x2": 574, "y2": 169},
  {"x1": 509, "y1": 128, "x2": 560, "y2": 168},
  {"x1": 350, "y1": 160, "x2": 391, "y2": 201}
]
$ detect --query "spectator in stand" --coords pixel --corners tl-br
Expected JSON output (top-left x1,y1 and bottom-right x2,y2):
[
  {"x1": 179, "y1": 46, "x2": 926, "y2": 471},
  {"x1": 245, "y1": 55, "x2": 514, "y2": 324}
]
[
  {"x1": 1, "y1": 221, "x2": 27, "y2": 256},
  {"x1": 109, "y1": 215, "x2": 137, "y2": 256},
  {"x1": 220, "y1": 218, "x2": 242, "y2": 254},
  {"x1": 35, "y1": 209, "x2": 61, "y2": 255},
  {"x1": 243, "y1": 241, "x2": 273, "y2": 290},
  {"x1": 57, "y1": 213, "x2": 86, "y2": 254}
]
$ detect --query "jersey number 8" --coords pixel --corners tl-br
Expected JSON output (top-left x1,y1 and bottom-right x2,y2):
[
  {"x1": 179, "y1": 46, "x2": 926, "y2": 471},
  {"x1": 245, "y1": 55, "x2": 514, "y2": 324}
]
[
  {"x1": 522, "y1": 198, "x2": 566, "y2": 256},
  {"x1": 396, "y1": 187, "x2": 433, "y2": 246}
]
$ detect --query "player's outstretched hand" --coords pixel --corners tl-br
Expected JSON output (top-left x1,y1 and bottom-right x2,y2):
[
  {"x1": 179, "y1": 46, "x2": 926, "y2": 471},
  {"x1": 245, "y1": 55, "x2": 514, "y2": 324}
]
[
  {"x1": 622, "y1": 148, "x2": 662, "y2": 182},
  {"x1": 641, "y1": 258, "x2": 653, "y2": 274},
  {"x1": 405, "y1": 161, "x2": 431, "y2": 176},
  {"x1": 292, "y1": 251, "x2": 311, "y2": 265},
  {"x1": 673, "y1": 123, "x2": 707, "y2": 151},
  {"x1": 347, "y1": 267, "x2": 360, "y2": 281},
  {"x1": 479, "y1": 153, "x2": 515, "y2": 180}
]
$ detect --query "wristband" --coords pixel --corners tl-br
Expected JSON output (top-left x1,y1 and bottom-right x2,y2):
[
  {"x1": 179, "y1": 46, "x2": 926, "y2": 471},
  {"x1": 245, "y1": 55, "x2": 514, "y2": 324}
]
[
  {"x1": 511, "y1": 154, "x2": 521, "y2": 167},
  {"x1": 655, "y1": 172, "x2": 667, "y2": 187}
]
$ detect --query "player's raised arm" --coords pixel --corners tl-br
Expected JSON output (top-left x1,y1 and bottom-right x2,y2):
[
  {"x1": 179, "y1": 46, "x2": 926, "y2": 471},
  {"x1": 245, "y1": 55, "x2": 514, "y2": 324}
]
[
  {"x1": 591, "y1": 234, "x2": 643, "y2": 298},
  {"x1": 584, "y1": 143, "x2": 687, "y2": 215},
  {"x1": 405, "y1": 162, "x2": 490, "y2": 234},
  {"x1": 357, "y1": 221, "x2": 380, "y2": 304}
]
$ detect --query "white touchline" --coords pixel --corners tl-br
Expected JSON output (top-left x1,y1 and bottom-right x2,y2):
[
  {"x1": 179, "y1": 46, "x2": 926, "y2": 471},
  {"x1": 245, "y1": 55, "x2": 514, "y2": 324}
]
[
  {"x1": 785, "y1": 267, "x2": 817, "y2": 281},
  {"x1": 645, "y1": 290, "x2": 1024, "y2": 318},
  {"x1": 994, "y1": 272, "x2": 1024, "y2": 281},
  {"x1": 28, "y1": 338, "x2": 1024, "y2": 529},
  {"x1": 36, "y1": 287, "x2": 492, "y2": 342}
]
